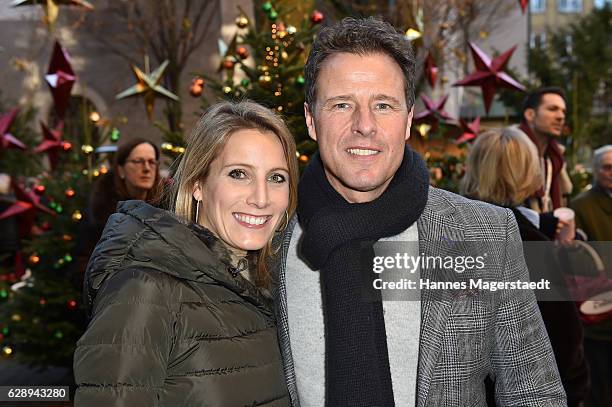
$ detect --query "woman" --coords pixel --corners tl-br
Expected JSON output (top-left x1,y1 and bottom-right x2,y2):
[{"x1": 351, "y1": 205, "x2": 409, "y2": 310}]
[
  {"x1": 74, "y1": 100, "x2": 298, "y2": 406},
  {"x1": 90, "y1": 137, "x2": 163, "y2": 228},
  {"x1": 462, "y1": 127, "x2": 589, "y2": 407}
]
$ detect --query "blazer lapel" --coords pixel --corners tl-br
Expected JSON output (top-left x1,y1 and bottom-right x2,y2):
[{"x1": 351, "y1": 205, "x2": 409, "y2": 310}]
[{"x1": 416, "y1": 196, "x2": 465, "y2": 407}]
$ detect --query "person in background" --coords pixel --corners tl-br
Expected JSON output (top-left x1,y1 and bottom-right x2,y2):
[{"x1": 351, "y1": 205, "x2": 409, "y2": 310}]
[
  {"x1": 462, "y1": 126, "x2": 590, "y2": 407},
  {"x1": 570, "y1": 144, "x2": 612, "y2": 407},
  {"x1": 518, "y1": 87, "x2": 574, "y2": 239},
  {"x1": 74, "y1": 100, "x2": 297, "y2": 406}
]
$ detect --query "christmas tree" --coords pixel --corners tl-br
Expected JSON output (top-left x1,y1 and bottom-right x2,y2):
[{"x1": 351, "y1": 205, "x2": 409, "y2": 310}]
[
  {"x1": 194, "y1": 0, "x2": 323, "y2": 169},
  {"x1": 0, "y1": 41, "x2": 121, "y2": 370}
]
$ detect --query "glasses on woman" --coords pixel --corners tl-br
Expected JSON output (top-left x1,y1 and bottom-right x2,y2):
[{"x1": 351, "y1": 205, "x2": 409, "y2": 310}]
[{"x1": 126, "y1": 159, "x2": 159, "y2": 167}]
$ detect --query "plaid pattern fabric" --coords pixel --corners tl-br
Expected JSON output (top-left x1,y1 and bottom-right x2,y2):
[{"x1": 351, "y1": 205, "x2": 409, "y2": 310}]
[{"x1": 273, "y1": 188, "x2": 567, "y2": 407}]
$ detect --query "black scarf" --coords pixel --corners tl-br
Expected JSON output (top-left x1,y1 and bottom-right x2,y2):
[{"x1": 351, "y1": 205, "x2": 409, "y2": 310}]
[{"x1": 297, "y1": 148, "x2": 429, "y2": 406}]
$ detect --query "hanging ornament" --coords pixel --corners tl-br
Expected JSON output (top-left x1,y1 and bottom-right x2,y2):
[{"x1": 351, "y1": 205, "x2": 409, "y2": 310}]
[
  {"x1": 39, "y1": 298, "x2": 46, "y2": 305},
  {"x1": 67, "y1": 299, "x2": 77, "y2": 309},
  {"x1": 81, "y1": 144, "x2": 94, "y2": 154},
  {"x1": 55, "y1": 204, "x2": 63, "y2": 214},
  {"x1": 299, "y1": 154, "x2": 309, "y2": 163},
  {"x1": 240, "y1": 78, "x2": 250, "y2": 87},
  {"x1": 311, "y1": 10, "x2": 324, "y2": 24},
  {"x1": 236, "y1": 46, "x2": 249, "y2": 60},
  {"x1": 71, "y1": 210, "x2": 82, "y2": 221},
  {"x1": 115, "y1": 57, "x2": 179, "y2": 120},
  {"x1": 518, "y1": 0, "x2": 529, "y2": 14},
  {"x1": 455, "y1": 117, "x2": 481, "y2": 144},
  {"x1": 453, "y1": 42, "x2": 525, "y2": 114},
  {"x1": 35, "y1": 121, "x2": 66, "y2": 169},
  {"x1": 262, "y1": 1, "x2": 272, "y2": 12},
  {"x1": 0, "y1": 290, "x2": 8, "y2": 299},
  {"x1": 0, "y1": 108, "x2": 26, "y2": 151},
  {"x1": 414, "y1": 94, "x2": 454, "y2": 129},
  {"x1": 0, "y1": 182, "x2": 55, "y2": 226},
  {"x1": 34, "y1": 184, "x2": 46, "y2": 195},
  {"x1": 64, "y1": 254, "x2": 72, "y2": 262},
  {"x1": 405, "y1": 28, "x2": 422, "y2": 41},
  {"x1": 189, "y1": 77, "x2": 205, "y2": 97},
  {"x1": 53, "y1": 331, "x2": 63, "y2": 339},
  {"x1": 64, "y1": 188, "x2": 75, "y2": 198},
  {"x1": 89, "y1": 111, "x2": 100, "y2": 123},
  {"x1": 296, "y1": 76, "x2": 305, "y2": 86},
  {"x1": 28, "y1": 254, "x2": 40, "y2": 265},
  {"x1": 222, "y1": 57, "x2": 236, "y2": 70},
  {"x1": 425, "y1": 52, "x2": 438, "y2": 89},
  {"x1": 2, "y1": 346, "x2": 13, "y2": 357},
  {"x1": 62, "y1": 234, "x2": 73, "y2": 241},
  {"x1": 287, "y1": 25, "x2": 297, "y2": 35},
  {"x1": 259, "y1": 75, "x2": 272, "y2": 85},
  {"x1": 417, "y1": 123, "x2": 432, "y2": 138},
  {"x1": 110, "y1": 127, "x2": 121, "y2": 142},
  {"x1": 45, "y1": 41, "x2": 76, "y2": 119},
  {"x1": 10, "y1": 0, "x2": 94, "y2": 29},
  {"x1": 268, "y1": 9, "x2": 278, "y2": 21},
  {"x1": 222, "y1": 86, "x2": 232, "y2": 94},
  {"x1": 235, "y1": 14, "x2": 249, "y2": 28}
]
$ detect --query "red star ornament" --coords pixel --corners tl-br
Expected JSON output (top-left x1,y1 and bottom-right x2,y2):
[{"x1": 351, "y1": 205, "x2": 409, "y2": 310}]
[
  {"x1": 425, "y1": 52, "x2": 438, "y2": 89},
  {"x1": 0, "y1": 108, "x2": 26, "y2": 151},
  {"x1": 0, "y1": 182, "x2": 55, "y2": 238},
  {"x1": 414, "y1": 94, "x2": 454, "y2": 129},
  {"x1": 34, "y1": 121, "x2": 67, "y2": 169},
  {"x1": 455, "y1": 117, "x2": 481, "y2": 144},
  {"x1": 519, "y1": 0, "x2": 529, "y2": 14},
  {"x1": 46, "y1": 41, "x2": 75, "y2": 119},
  {"x1": 453, "y1": 42, "x2": 525, "y2": 114}
]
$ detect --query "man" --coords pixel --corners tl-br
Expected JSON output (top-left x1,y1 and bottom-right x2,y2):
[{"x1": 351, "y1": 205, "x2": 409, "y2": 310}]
[
  {"x1": 273, "y1": 17, "x2": 566, "y2": 407},
  {"x1": 520, "y1": 87, "x2": 573, "y2": 213},
  {"x1": 274, "y1": 17, "x2": 566, "y2": 407},
  {"x1": 571, "y1": 145, "x2": 612, "y2": 407}
]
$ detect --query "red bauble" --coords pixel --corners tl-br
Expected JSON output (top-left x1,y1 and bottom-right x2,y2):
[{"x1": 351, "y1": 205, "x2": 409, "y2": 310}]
[
  {"x1": 189, "y1": 77, "x2": 205, "y2": 97},
  {"x1": 236, "y1": 46, "x2": 249, "y2": 60},
  {"x1": 223, "y1": 58, "x2": 235, "y2": 70},
  {"x1": 34, "y1": 185, "x2": 46, "y2": 195},
  {"x1": 311, "y1": 10, "x2": 324, "y2": 24}
]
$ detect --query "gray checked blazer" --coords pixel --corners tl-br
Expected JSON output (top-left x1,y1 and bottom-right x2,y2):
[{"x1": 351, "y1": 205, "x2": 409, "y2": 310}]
[{"x1": 272, "y1": 187, "x2": 567, "y2": 407}]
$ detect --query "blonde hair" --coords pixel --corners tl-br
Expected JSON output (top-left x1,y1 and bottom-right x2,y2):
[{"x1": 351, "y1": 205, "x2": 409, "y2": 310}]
[
  {"x1": 461, "y1": 126, "x2": 543, "y2": 207},
  {"x1": 170, "y1": 100, "x2": 298, "y2": 287}
]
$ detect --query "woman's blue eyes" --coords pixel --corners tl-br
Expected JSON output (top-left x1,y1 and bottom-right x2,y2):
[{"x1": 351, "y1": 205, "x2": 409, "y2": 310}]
[{"x1": 228, "y1": 169, "x2": 286, "y2": 183}]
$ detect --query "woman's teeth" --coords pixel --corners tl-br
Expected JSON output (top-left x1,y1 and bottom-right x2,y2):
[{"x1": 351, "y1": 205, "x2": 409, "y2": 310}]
[{"x1": 234, "y1": 213, "x2": 268, "y2": 225}]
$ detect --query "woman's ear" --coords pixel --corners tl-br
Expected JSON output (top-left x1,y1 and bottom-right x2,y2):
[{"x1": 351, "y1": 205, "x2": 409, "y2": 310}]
[
  {"x1": 117, "y1": 165, "x2": 125, "y2": 180},
  {"x1": 192, "y1": 181, "x2": 202, "y2": 201}
]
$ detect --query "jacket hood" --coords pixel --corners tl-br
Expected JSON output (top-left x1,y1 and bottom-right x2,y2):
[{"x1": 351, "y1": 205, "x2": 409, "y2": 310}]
[{"x1": 84, "y1": 200, "x2": 271, "y2": 313}]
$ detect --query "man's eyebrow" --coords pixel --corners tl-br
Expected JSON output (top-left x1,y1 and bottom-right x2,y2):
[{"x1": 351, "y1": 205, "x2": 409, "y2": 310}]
[
  {"x1": 373, "y1": 94, "x2": 402, "y2": 105},
  {"x1": 322, "y1": 94, "x2": 402, "y2": 105},
  {"x1": 322, "y1": 95, "x2": 353, "y2": 105}
]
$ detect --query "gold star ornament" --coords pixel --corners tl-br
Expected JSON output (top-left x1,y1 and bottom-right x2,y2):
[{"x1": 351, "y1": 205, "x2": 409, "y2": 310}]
[{"x1": 115, "y1": 58, "x2": 179, "y2": 119}]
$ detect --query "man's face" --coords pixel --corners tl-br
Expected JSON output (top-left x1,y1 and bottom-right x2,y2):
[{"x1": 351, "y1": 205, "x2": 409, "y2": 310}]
[
  {"x1": 596, "y1": 151, "x2": 612, "y2": 191},
  {"x1": 304, "y1": 52, "x2": 413, "y2": 203},
  {"x1": 525, "y1": 93, "x2": 566, "y2": 138}
]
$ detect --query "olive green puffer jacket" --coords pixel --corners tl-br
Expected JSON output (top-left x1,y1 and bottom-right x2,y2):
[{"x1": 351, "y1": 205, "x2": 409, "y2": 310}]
[{"x1": 74, "y1": 200, "x2": 289, "y2": 406}]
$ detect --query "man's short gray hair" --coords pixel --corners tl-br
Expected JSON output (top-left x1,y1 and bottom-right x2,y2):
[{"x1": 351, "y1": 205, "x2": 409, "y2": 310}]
[{"x1": 593, "y1": 145, "x2": 612, "y2": 170}]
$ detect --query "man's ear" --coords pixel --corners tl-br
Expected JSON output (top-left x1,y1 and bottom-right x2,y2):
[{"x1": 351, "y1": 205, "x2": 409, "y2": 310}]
[
  {"x1": 192, "y1": 181, "x2": 202, "y2": 202},
  {"x1": 304, "y1": 102, "x2": 317, "y2": 141},
  {"x1": 524, "y1": 108, "x2": 536, "y2": 123},
  {"x1": 405, "y1": 106, "x2": 414, "y2": 141}
]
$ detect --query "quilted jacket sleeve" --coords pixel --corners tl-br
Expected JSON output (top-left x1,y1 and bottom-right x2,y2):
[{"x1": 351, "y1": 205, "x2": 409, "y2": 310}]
[
  {"x1": 491, "y1": 209, "x2": 567, "y2": 406},
  {"x1": 73, "y1": 268, "x2": 175, "y2": 406}
]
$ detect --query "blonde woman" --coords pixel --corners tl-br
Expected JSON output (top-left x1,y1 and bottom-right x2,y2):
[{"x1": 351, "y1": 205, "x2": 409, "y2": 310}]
[
  {"x1": 74, "y1": 101, "x2": 298, "y2": 406},
  {"x1": 462, "y1": 127, "x2": 589, "y2": 407}
]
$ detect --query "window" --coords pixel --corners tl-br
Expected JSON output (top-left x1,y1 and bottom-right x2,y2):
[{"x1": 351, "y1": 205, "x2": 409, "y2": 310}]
[
  {"x1": 557, "y1": 0, "x2": 582, "y2": 12},
  {"x1": 594, "y1": 0, "x2": 612, "y2": 9},
  {"x1": 531, "y1": 0, "x2": 546, "y2": 13},
  {"x1": 530, "y1": 32, "x2": 547, "y2": 49}
]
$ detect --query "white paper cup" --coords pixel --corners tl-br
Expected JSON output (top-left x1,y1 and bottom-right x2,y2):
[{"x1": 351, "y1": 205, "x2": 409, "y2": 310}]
[{"x1": 553, "y1": 207, "x2": 575, "y2": 241}]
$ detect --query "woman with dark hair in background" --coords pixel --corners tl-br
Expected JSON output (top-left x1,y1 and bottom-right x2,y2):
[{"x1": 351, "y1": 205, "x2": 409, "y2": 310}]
[{"x1": 462, "y1": 126, "x2": 590, "y2": 407}]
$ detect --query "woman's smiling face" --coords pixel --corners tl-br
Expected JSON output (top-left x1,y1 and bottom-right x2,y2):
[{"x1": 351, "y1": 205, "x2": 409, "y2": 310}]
[{"x1": 194, "y1": 128, "x2": 290, "y2": 251}]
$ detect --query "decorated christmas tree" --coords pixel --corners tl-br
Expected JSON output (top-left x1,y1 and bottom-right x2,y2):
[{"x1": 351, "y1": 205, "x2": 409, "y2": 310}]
[
  {"x1": 195, "y1": 0, "x2": 323, "y2": 168},
  {"x1": 0, "y1": 40, "x2": 121, "y2": 369}
]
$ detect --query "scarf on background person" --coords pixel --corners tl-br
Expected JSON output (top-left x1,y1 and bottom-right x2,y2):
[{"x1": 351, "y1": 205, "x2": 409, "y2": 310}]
[
  {"x1": 297, "y1": 148, "x2": 429, "y2": 406},
  {"x1": 520, "y1": 121, "x2": 565, "y2": 210}
]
